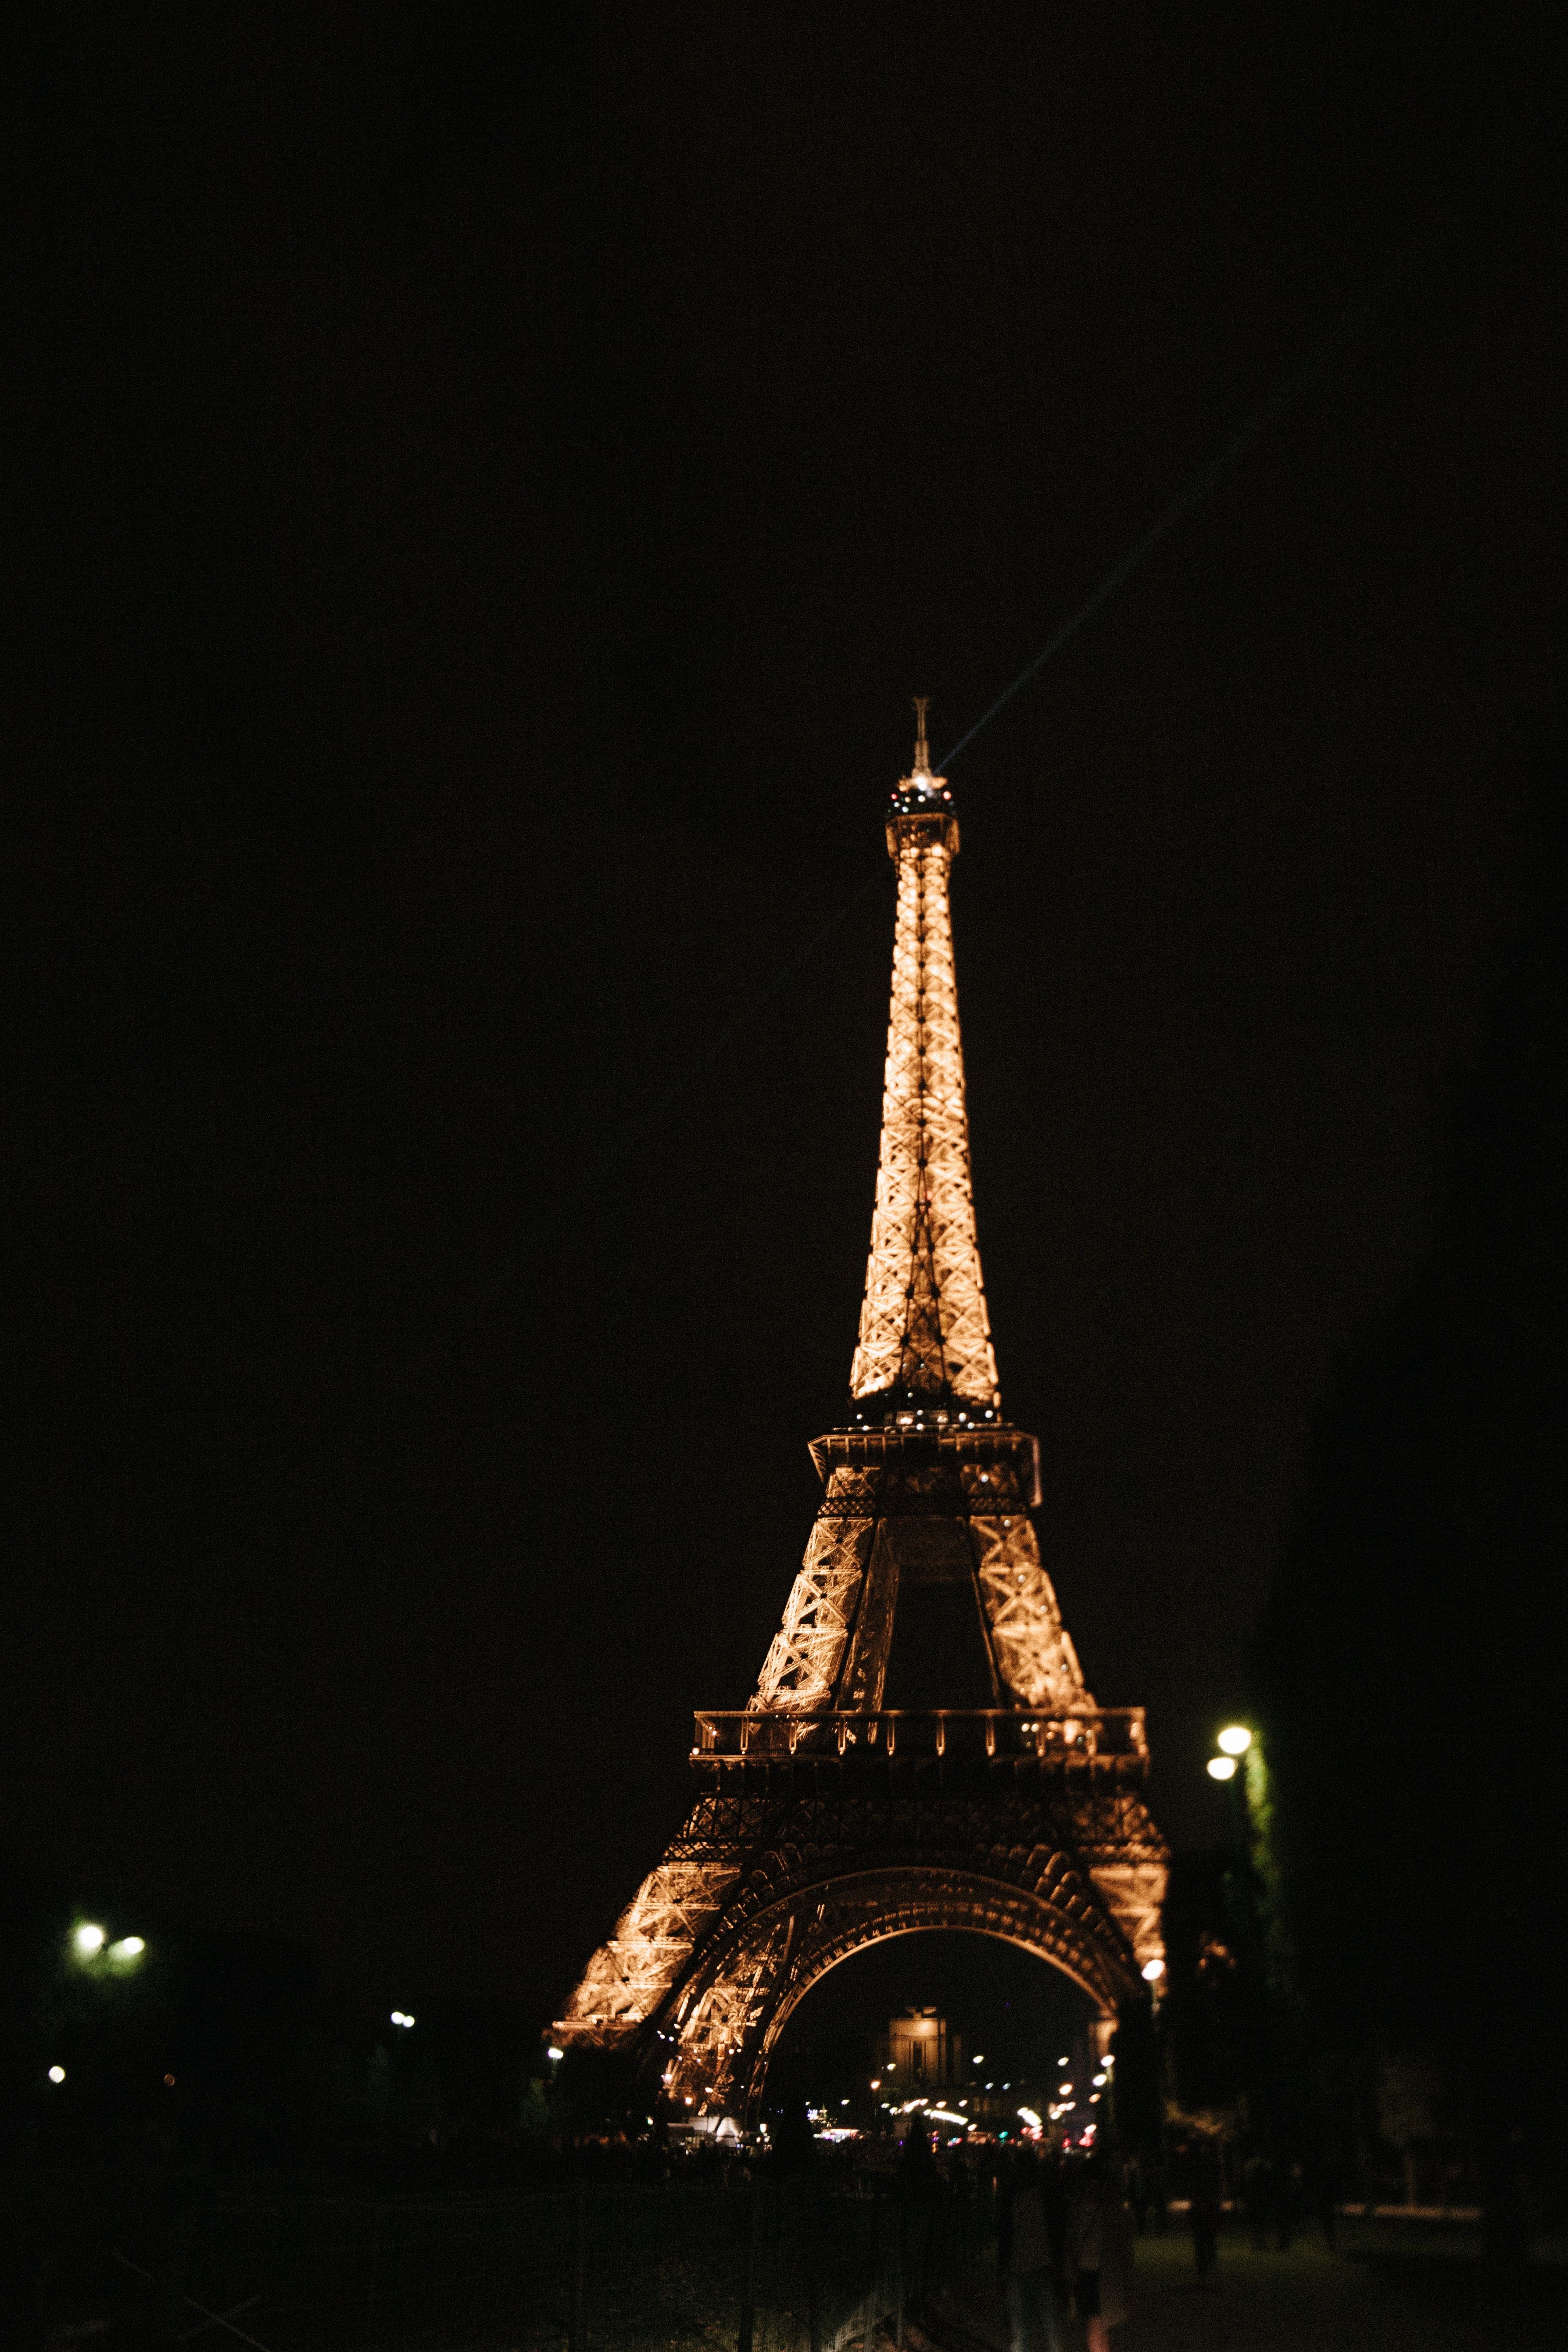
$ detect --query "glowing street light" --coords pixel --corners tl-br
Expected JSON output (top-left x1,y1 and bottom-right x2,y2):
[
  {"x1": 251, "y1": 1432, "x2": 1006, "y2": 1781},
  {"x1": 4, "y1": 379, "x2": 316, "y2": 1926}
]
[
  {"x1": 1217, "y1": 1725, "x2": 1253, "y2": 1756},
  {"x1": 1206, "y1": 1755, "x2": 1238, "y2": 1781},
  {"x1": 73, "y1": 1923, "x2": 106, "y2": 1957},
  {"x1": 390, "y1": 2011, "x2": 415, "y2": 2029},
  {"x1": 546, "y1": 2045, "x2": 564, "y2": 2063},
  {"x1": 107, "y1": 1937, "x2": 146, "y2": 1963},
  {"x1": 48, "y1": 2066, "x2": 66, "y2": 2084},
  {"x1": 1141, "y1": 1958, "x2": 1165, "y2": 1983}
]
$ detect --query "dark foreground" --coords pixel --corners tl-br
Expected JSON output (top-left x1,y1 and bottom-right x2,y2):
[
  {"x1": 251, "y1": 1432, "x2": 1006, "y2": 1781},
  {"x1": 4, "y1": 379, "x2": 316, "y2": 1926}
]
[
  {"x1": 920, "y1": 2227, "x2": 1567, "y2": 2352},
  {"x1": 20, "y1": 2173, "x2": 1568, "y2": 2352}
]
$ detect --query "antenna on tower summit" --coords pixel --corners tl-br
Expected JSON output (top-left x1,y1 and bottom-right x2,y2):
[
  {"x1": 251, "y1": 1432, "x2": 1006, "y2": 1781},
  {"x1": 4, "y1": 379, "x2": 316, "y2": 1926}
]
[{"x1": 912, "y1": 695, "x2": 931, "y2": 774}]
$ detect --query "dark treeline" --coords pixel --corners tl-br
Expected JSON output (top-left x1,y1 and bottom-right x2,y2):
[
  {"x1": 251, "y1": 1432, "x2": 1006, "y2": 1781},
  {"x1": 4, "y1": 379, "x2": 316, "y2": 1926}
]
[
  {"x1": 0, "y1": 1859, "x2": 548, "y2": 2189},
  {"x1": 1256, "y1": 743, "x2": 1568, "y2": 2226}
]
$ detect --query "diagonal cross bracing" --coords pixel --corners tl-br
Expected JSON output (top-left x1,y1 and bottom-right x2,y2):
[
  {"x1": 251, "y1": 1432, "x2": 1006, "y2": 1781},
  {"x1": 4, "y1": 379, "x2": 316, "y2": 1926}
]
[{"x1": 751, "y1": 1482, "x2": 876, "y2": 1712}]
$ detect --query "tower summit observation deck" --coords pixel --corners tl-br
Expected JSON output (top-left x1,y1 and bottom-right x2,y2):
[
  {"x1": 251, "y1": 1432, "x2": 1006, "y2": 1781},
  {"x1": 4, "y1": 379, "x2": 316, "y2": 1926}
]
[{"x1": 555, "y1": 705, "x2": 1168, "y2": 2128}]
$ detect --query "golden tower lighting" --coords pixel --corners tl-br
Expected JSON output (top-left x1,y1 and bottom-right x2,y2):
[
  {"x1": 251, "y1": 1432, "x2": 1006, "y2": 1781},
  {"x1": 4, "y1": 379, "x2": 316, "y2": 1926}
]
[{"x1": 553, "y1": 705, "x2": 1169, "y2": 2126}]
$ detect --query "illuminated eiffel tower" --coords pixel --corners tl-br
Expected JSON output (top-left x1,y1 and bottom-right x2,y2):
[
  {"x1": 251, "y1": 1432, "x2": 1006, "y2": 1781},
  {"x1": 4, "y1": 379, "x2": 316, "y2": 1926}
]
[{"x1": 555, "y1": 704, "x2": 1168, "y2": 2125}]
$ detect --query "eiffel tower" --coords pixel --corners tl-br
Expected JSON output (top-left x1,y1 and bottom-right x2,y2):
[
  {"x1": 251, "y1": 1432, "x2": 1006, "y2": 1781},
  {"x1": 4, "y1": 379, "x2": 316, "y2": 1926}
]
[{"x1": 555, "y1": 704, "x2": 1169, "y2": 2126}]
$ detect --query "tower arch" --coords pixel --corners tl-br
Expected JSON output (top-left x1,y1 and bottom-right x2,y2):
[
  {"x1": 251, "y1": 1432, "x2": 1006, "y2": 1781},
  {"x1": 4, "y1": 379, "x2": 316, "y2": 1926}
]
[
  {"x1": 651, "y1": 1830, "x2": 1146, "y2": 2124},
  {"x1": 748, "y1": 1881, "x2": 1120, "y2": 2115}
]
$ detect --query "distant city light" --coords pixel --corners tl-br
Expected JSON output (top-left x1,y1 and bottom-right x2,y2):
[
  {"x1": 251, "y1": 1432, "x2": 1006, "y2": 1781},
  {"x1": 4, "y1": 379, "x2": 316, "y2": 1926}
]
[
  {"x1": 48, "y1": 2066, "x2": 66, "y2": 2084},
  {"x1": 973, "y1": 2054, "x2": 984, "y2": 2064},
  {"x1": 108, "y1": 1937, "x2": 146, "y2": 1962},
  {"x1": 164, "y1": 2074, "x2": 176, "y2": 2087},
  {"x1": 1207, "y1": 1754, "x2": 1238, "y2": 1780},
  {"x1": 390, "y1": 2011, "x2": 415, "y2": 2029},
  {"x1": 1217, "y1": 1725, "x2": 1253, "y2": 1756},
  {"x1": 1017, "y1": 2106, "x2": 1043, "y2": 2129},
  {"x1": 1059, "y1": 2082, "x2": 1073, "y2": 2095},
  {"x1": 1142, "y1": 1958, "x2": 1166, "y2": 1982},
  {"x1": 74, "y1": 1924, "x2": 106, "y2": 1957},
  {"x1": 1093, "y1": 2073, "x2": 1107, "y2": 2086},
  {"x1": 546, "y1": 2045, "x2": 564, "y2": 2061}
]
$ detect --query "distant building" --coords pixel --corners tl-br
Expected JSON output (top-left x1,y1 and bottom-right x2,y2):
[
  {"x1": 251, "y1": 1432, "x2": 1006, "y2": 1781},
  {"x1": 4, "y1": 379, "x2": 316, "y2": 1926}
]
[{"x1": 878, "y1": 2006, "x2": 962, "y2": 2091}]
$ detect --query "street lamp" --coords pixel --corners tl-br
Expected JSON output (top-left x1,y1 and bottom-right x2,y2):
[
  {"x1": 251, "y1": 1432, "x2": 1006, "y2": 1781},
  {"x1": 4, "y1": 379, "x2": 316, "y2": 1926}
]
[
  {"x1": 72, "y1": 1923, "x2": 147, "y2": 1968},
  {"x1": 1206, "y1": 1755, "x2": 1237, "y2": 1780},
  {"x1": 1217, "y1": 1725, "x2": 1252, "y2": 1756}
]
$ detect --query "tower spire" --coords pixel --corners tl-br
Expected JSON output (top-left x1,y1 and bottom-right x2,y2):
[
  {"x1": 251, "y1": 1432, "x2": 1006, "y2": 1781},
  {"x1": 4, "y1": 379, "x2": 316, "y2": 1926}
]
[
  {"x1": 850, "y1": 706, "x2": 1000, "y2": 1408},
  {"x1": 912, "y1": 694, "x2": 931, "y2": 775}
]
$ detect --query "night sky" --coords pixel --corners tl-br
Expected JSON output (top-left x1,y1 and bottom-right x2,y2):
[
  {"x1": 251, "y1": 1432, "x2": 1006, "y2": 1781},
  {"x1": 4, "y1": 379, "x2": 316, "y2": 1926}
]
[{"x1": 9, "y1": 7, "x2": 1564, "y2": 2026}]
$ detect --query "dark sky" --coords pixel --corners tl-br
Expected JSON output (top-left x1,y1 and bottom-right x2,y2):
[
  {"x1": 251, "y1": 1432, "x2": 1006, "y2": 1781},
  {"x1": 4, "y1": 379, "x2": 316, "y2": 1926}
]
[{"x1": 8, "y1": 6, "x2": 1564, "y2": 2023}]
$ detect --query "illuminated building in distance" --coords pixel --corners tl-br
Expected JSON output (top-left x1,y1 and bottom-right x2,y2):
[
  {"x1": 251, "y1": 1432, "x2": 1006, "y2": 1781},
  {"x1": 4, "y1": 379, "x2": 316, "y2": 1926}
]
[{"x1": 879, "y1": 2006, "x2": 961, "y2": 2090}]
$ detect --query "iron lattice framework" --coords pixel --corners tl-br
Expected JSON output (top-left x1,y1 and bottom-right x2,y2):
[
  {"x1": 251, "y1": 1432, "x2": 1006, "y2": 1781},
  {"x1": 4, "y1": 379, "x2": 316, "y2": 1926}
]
[
  {"x1": 555, "y1": 708, "x2": 1168, "y2": 2123},
  {"x1": 849, "y1": 701, "x2": 998, "y2": 1409}
]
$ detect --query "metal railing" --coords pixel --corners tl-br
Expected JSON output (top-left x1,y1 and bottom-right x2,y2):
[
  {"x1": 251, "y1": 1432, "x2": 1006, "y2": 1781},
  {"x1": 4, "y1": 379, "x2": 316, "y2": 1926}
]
[{"x1": 692, "y1": 1707, "x2": 1148, "y2": 1764}]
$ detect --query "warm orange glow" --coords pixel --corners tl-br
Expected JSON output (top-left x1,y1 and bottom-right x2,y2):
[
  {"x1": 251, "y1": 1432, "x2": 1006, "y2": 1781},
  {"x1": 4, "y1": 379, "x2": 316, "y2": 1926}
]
[
  {"x1": 551, "y1": 713, "x2": 1171, "y2": 2119},
  {"x1": 850, "y1": 733, "x2": 997, "y2": 1407}
]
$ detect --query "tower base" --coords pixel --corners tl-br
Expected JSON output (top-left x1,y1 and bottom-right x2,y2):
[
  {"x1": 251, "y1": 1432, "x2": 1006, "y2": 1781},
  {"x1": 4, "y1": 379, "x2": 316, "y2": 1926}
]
[{"x1": 556, "y1": 1723, "x2": 1168, "y2": 2126}]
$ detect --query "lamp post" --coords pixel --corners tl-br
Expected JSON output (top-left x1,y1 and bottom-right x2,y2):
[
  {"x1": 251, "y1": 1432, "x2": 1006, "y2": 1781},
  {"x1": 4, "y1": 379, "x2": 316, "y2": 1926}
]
[
  {"x1": 1204, "y1": 1724, "x2": 1278, "y2": 2166},
  {"x1": 1206, "y1": 1727, "x2": 1253, "y2": 1870}
]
